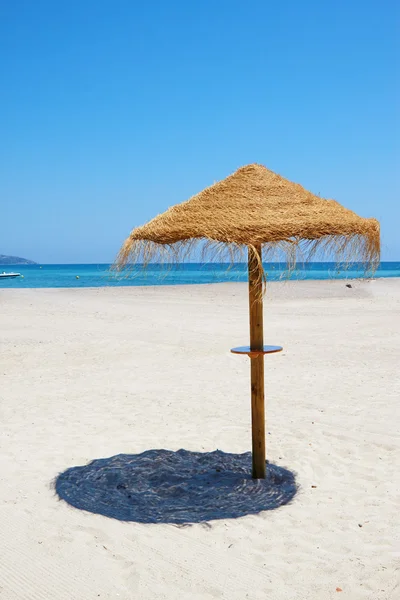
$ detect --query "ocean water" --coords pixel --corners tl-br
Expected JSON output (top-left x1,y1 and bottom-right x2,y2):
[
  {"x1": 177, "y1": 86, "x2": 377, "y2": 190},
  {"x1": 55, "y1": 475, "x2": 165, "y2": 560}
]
[{"x1": 0, "y1": 263, "x2": 399, "y2": 289}]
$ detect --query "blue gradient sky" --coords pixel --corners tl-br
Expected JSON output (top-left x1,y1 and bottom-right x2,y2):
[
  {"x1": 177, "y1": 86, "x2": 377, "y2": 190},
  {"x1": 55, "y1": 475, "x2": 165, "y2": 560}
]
[{"x1": 1, "y1": 0, "x2": 398, "y2": 263}]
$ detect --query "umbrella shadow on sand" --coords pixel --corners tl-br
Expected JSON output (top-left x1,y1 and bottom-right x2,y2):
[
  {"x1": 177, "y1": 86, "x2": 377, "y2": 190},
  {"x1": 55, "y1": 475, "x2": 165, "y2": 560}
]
[{"x1": 55, "y1": 449, "x2": 297, "y2": 524}]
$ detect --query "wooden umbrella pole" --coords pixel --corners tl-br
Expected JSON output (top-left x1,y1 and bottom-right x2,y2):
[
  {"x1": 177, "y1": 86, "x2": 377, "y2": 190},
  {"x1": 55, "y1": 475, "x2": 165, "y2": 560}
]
[{"x1": 248, "y1": 244, "x2": 266, "y2": 479}]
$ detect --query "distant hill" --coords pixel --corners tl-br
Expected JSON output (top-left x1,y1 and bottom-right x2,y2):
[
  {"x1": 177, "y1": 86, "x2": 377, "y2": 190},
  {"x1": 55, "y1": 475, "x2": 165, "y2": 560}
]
[{"x1": 0, "y1": 254, "x2": 37, "y2": 265}]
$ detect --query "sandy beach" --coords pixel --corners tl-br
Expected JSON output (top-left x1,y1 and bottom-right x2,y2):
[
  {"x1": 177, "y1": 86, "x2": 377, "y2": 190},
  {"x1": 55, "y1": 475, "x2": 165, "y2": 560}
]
[{"x1": 1, "y1": 279, "x2": 399, "y2": 600}]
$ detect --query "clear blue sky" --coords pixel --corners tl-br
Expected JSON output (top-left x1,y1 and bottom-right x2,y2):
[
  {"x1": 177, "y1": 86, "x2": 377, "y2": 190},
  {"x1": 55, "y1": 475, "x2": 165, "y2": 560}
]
[{"x1": 1, "y1": 0, "x2": 398, "y2": 263}]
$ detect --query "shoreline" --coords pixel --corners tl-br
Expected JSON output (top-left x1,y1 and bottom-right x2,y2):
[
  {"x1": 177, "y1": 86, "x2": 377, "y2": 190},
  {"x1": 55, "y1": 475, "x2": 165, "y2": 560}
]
[{"x1": 1, "y1": 276, "x2": 400, "y2": 300}]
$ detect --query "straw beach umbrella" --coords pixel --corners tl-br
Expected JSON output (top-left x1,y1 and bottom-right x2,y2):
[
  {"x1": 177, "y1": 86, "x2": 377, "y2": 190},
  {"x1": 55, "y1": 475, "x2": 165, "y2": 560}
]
[{"x1": 116, "y1": 164, "x2": 380, "y2": 479}]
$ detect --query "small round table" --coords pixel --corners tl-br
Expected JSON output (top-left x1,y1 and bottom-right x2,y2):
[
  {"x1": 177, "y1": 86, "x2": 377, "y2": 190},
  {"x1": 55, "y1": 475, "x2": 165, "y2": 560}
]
[{"x1": 230, "y1": 345, "x2": 283, "y2": 358}]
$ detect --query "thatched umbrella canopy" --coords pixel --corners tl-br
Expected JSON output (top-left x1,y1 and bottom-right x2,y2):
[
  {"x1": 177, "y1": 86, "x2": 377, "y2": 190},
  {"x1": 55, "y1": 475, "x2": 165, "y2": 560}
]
[
  {"x1": 118, "y1": 164, "x2": 379, "y2": 276},
  {"x1": 116, "y1": 164, "x2": 380, "y2": 478}
]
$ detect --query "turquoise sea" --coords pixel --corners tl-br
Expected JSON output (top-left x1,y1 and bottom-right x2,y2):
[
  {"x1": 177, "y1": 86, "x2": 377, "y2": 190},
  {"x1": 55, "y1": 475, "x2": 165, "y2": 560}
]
[{"x1": 0, "y1": 263, "x2": 399, "y2": 289}]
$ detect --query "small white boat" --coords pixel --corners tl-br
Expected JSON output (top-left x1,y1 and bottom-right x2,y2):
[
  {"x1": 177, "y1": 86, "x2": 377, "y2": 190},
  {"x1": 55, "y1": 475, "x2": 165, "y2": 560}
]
[{"x1": 0, "y1": 272, "x2": 21, "y2": 278}]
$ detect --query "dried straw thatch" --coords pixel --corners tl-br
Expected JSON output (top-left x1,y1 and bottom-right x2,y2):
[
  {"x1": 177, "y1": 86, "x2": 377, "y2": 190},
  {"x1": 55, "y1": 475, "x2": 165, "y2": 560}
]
[{"x1": 116, "y1": 164, "x2": 380, "y2": 280}]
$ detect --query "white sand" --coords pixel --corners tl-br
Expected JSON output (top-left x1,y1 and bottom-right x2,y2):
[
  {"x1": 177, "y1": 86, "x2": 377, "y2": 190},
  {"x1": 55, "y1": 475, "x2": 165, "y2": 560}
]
[{"x1": 1, "y1": 279, "x2": 399, "y2": 600}]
